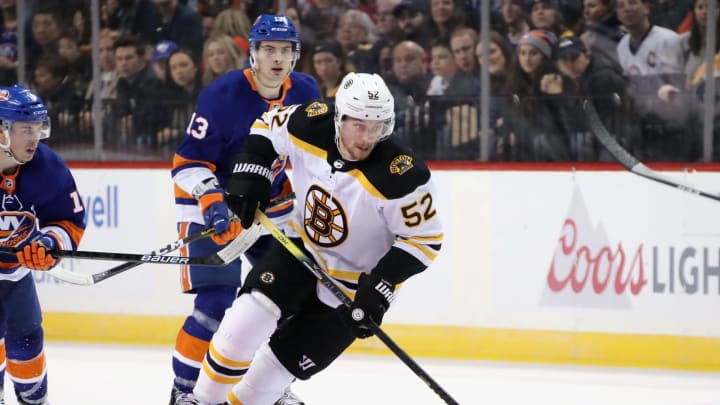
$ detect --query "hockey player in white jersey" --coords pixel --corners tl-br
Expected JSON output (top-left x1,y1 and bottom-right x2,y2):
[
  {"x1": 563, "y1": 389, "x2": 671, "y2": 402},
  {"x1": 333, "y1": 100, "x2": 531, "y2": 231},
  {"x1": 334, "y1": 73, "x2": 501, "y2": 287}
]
[{"x1": 192, "y1": 72, "x2": 443, "y2": 404}]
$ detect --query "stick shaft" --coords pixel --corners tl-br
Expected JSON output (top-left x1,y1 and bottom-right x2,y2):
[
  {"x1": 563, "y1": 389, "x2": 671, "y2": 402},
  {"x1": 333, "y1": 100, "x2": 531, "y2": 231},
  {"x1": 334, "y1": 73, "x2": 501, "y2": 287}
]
[
  {"x1": 256, "y1": 212, "x2": 460, "y2": 405},
  {"x1": 586, "y1": 100, "x2": 720, "y2": 202},
  {"x1": 45, "y1": 193, "x2": 295, "y2": 285}
]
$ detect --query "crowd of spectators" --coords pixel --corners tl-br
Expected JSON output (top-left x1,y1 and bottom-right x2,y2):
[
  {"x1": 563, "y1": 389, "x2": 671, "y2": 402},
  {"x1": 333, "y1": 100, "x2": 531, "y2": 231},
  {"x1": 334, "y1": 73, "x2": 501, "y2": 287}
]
[{"x1": 1, "y1": 0, "x2": 718, "y2": 161}]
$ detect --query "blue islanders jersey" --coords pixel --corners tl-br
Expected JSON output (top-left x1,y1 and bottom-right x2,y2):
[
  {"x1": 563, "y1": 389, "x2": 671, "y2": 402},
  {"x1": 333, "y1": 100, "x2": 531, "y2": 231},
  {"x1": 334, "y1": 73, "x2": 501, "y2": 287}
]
[
  {"x1": 0, "y1": 143, "x2": 86, "y2": 281},
  {"x1": 171, "y1": 68, "x2": 320, "y2": 226}
]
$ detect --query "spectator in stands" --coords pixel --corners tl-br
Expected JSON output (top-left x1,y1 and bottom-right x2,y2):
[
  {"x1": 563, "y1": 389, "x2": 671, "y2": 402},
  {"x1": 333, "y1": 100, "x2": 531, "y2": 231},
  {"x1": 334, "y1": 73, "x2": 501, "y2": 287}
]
[
  {"x1": 57, "y1": 29, "x2": 92, "y2": 96},
  {"x1": 476, "y1": 31, "x2": 517, "y2": 159},
  {"x1": 151, "y1": 39, "x2": 179, "y2": 81},
  {"x1": 210, "y1": 7, "x2": 252, "y2": 41},
  {"x1": 445, "y1": 26, "x2": 481, "y2": 97},
  {"x1": 199, "y1": 2, "x2": 225, "y2": 40},
  {"x1": 501, "y1": 0, "x2": 532, "y2": 46},
  {"x1": 553, "y1": 35, "x2": 635, "y2": 160},
  {"x1": 427, "y1": 37, "x2": 477, "y2": 159},
  {"x1": 393, "y1": 0, "x2": 434, "y2": 49},
  {"x1": 353, "y1": 0, "x2": 404, "y2": 73},
  {"x1": 389, "y1": 40, "x2": 432, "y2": 106},
  {"x1": 652, "y1": 0, "x2": 718, "y2": 160},
  {"x1": 616, "y1": 0, "x2": 684, "y2": 75},
  {"x1": 387, "y1": 40, "x2": 434, "y2": 154},
  {"x1": 0, "y1": 0, "x2": 18, "y2": 85},
  {"x1": 477, "y1": 31, "x2": 516, "y2": 97},
  {"x1": 428, "y1": 0, "x2": 469, "y2": 45},
  {"x1": 28, "y1": 7, "x2": 62, "y2": 72},
  {"x1": 679, "y1": 0, "x2": 720, "y2": 84},
  {"x1": 580, "y1": 0, "x2": 624, "y2": 65},
  {"x1": 149, "y1": 0, "x2": 204, "y2": 58},
  {"x1": 378, "y1": 42, "x2": 395, "y2": 77},
  {"x1": 30, "y1": 57, "x2": 85, "y2": 146},
  {"x1": 450, "y1": 26, "x2": 479, "y2": 76},
  {"x1": 300, "y1": 0, "x2": 349, "y2": 45},
  {"x1": 113, "y1": 35, "x2": 167, "y2": 148},
  {"x1": 502, "y1": 29, "x2": 573, "y2": 161},
  {"x1": 310, "y1": 39, "x2": 353, "y2": 99},
  {"x1": 529, "y1": 0, "x2": 573, "y2": 37},
  {"x1": 335, "y1": 9, "x2": 377, "y2": 67},
  {"x1": 157, "y1": 49, "x2": 202, "y2": 153},
  {"x1": 105, "y1": 0, "x2": 161, "y2": 45},
  {"x1": 616, "y1": 0, "x2": 688, "y2": 160},
  {"x1": 285, "y1": 6, "x2": 316, "y2": 74},
  {"x1": 201, "y1": 34, "x2": 246, "y2": 86},
  {"x1": 79, "y1": 29, "x2": 120, "y2": 140},
  {"x1": 653, "y1": 0, "x2": 695, "y2": 30},
  {"x1": 427, "y1": 38, "x2": 458, "y2": 95}
]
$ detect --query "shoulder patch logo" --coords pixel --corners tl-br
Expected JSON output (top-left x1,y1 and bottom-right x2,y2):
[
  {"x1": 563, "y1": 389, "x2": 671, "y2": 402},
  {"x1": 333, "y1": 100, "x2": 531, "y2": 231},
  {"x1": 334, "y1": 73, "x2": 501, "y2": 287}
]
[
  {"x1": 305, "y1": 101, "x2": 328, "y2": 118},
  {"x1": 389, "y1": 155, "x2": 413, "y2": 175}
]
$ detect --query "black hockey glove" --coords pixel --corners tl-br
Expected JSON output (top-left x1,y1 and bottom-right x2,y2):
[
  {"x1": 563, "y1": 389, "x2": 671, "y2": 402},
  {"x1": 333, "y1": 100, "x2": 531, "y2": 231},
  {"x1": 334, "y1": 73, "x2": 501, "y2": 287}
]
[
  {"x1": 345, "y1": 273, "x2": 396, "y2": 339},
  {"x1": 225, "y1": 153, "x2": 272, "y2": 228}
]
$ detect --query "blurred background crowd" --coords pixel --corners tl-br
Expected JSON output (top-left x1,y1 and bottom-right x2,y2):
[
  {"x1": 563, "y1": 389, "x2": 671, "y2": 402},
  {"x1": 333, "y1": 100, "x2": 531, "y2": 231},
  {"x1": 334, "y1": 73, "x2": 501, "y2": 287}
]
[{"x1": 3, "y1": 0, "x2": 719, "y2": 162}]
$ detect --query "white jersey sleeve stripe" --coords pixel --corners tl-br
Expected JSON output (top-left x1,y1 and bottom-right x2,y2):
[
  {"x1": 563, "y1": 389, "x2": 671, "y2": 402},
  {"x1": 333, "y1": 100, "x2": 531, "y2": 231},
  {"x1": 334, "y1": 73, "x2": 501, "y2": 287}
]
[{"x1": 395, "y1": 238, "x2": 439, "y2": 262}]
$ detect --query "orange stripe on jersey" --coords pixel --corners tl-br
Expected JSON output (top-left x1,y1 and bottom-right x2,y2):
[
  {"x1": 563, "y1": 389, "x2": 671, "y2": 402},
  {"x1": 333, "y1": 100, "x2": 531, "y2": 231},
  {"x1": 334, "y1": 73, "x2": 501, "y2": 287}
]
[
  {"x1": 208, "y1": 342, "x2": 251, "y2": 368},
  {"x1": 243, "y1": 68, "x2": 292, "y2": 110},
  {"x1": 45, "y1": 220, "x2": 85, "y2": 248},
  {"x1": 202, "y1": 361, "x2": 244, "y2": 385},
  {"x1": 172, "y1": 154, "x2": 217, "y2": 173},
  {"x1": 198, "y1": 192, "x2": 223, "y2": 212},
  {"x1": 0, "y1": 338, "x2": 6, "y2": 365},
  {"x1": 179, "y1": 222, "x2": 193, "y2": 292},
  {"x1": 175, "y1": 328, "x2": 210, "y2": 362},
  {"x1": 174, "y1": 184, "x2": 193, "y2": 201},
  {"x1": 7, "y1": 351, "x2": 45, "y2": 380}
]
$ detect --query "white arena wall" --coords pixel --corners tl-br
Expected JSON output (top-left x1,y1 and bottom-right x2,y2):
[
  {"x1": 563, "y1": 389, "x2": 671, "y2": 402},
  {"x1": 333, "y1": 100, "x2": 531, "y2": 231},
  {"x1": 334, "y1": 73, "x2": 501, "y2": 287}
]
[{"x1": 37, "y1": 164, "x2": 720, "y2": 371}]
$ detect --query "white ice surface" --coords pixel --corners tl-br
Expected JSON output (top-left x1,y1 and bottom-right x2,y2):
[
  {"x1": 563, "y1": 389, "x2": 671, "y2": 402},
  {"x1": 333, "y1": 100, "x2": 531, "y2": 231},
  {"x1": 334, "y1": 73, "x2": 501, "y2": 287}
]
[{"x1": 2, "y1": 341, "x2": 718, "y2": 404}]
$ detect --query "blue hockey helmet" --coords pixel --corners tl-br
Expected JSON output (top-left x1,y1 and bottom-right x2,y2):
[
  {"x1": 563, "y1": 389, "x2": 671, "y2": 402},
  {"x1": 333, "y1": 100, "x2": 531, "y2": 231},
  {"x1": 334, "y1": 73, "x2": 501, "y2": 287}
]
[
  {"x1": 249, "y1": 14, "x2": 300, "y2": 50},
  {"x1": 0, "y1": 85, "x2": 50, "y2": 148},
  {"x1": 248, "y1": 15, "x2": 301, "y2": 73}
]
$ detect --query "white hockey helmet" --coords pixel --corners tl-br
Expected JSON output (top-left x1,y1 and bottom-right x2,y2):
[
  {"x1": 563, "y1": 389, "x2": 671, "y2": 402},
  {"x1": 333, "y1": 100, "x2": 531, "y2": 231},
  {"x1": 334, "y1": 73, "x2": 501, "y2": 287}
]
[{"x1": 334, "y1": 72, "x2": 395, "y2": 146}]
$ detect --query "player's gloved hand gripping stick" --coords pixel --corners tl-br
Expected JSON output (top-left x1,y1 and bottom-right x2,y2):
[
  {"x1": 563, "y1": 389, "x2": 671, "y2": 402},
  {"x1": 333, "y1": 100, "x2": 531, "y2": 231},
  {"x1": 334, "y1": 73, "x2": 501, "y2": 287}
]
[{"x1": 256, "y1": 210, "x2": 460, "y2": 405}]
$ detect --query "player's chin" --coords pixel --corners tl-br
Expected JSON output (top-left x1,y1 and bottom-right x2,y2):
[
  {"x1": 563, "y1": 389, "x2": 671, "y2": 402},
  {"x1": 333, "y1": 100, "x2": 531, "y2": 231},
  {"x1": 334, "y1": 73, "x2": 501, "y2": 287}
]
[
  {"x1": 350, "y1": 147, "x2": 373, "y2": 160},
  {"x1": 21, "y1": 148, "x2": 37, "y2": 160}
]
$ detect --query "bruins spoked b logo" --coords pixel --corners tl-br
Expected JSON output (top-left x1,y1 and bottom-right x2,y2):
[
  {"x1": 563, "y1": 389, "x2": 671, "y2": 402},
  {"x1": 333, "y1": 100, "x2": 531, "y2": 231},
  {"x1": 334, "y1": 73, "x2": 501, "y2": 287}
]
[{"x1": 304, "y1": 185, "x2": 348, "y2": 247}]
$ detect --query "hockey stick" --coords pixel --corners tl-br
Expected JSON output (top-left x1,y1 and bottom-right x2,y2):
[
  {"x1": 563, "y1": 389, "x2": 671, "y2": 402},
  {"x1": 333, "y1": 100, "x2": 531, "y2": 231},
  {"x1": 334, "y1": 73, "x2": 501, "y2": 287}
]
[
  {"x1": 45, "y1": 226, "x2": 219, "y2": 285},
  {"x1": 0, "y1": 225, "x2": 260, "y2": 266},
  {"x1": 585, "y1": 100, "x2": 720, "y2": 202},
  {"x1": 39, "y1": 193, "x2": 296, "y2": 285},
  {"x1": 256, "y1": 211, "x2": 460, "y2": 405}
]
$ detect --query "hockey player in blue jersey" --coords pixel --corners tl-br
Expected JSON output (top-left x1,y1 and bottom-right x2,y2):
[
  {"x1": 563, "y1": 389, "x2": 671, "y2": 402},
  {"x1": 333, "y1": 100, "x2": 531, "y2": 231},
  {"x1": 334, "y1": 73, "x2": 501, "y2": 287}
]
[
  {"x1": 169, "y1": 14, "x2": 320, "y2": 405},
  {"x1": 0, "y1": 85, "x2": 86, "y2": 404}
]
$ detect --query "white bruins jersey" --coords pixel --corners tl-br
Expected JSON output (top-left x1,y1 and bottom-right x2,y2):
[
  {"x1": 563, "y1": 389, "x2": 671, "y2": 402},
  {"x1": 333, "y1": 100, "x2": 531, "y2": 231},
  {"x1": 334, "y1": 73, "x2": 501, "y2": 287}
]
[{"x1": 249, "y1": 101, "x2": 444, "y2": 307}]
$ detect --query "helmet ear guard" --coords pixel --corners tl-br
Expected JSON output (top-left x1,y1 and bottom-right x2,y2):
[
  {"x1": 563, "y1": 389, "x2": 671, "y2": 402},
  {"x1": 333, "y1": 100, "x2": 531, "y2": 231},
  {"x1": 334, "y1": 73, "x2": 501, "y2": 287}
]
[{"x1": 334, "y1": 72, "x2": 396, "y2": 143}]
